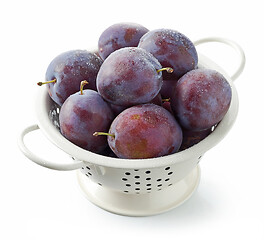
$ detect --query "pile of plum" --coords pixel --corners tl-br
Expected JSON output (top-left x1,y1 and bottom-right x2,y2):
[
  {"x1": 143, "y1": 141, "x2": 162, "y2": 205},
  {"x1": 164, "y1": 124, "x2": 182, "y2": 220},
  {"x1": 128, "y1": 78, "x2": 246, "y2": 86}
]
[{"x1": 39, "y1": 23, "x2": 232, "y2": 159}]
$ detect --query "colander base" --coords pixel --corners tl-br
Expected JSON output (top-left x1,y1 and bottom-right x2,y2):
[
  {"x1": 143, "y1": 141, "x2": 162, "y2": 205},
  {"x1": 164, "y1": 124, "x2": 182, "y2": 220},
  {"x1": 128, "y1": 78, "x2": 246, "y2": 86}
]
[{"x1": 76, "y1": 165, "x2": 201, "y2": 217}]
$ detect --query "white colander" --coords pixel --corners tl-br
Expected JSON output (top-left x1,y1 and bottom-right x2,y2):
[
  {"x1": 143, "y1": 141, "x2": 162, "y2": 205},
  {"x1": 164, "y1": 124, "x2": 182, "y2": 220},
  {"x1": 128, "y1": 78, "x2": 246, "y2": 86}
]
[{"x1": 18, "y1": 37, "x2": 245, "y2": 216}]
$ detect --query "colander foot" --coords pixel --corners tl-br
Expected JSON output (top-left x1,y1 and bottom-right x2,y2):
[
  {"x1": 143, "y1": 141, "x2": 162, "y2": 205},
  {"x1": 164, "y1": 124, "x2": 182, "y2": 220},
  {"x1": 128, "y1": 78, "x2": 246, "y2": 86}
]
[{"x1": 76, "y1": 165, "x2": 201, "y2": 217}]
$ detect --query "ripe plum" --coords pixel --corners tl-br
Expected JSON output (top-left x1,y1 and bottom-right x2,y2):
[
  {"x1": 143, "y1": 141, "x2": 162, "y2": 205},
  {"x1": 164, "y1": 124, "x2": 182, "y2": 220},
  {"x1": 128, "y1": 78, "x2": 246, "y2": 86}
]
[
  {"x1": 98, "y1": 22, "x2": 149, "y2": 60},
  {"x1": 138, "y1": 29, "x2": 198, "y2": 80},
  {"x1": 96, "y1": 47, "x2": 167, "y2": 106},
  {"x1": 40, "y1": 50, "x2": 103, "y2": 106},
  {"x1": 97, "y1": 104, "x2": 183, "y2": 159},
  {"x1": 59, "y1": 81, "x2": 114, "y2": 153},
  {"x1": 171, "y1": 69, "x2": 232, "y2": 131}
]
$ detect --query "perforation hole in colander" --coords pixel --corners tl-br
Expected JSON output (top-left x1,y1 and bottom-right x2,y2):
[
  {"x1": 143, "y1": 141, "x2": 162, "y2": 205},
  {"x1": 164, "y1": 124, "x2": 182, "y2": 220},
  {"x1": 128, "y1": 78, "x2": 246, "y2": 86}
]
[
  {"x1": 118, "y1": 166, "x2": 175, "y2": 194},
  {"x1": 80, "y1": 165, "x2": 103, "y2": 186}
]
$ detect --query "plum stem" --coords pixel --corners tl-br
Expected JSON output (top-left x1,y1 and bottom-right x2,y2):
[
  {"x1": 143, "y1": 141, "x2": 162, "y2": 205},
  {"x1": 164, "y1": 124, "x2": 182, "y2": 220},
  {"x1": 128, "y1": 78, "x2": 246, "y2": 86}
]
[
  {"x1": 157, "y1": 67, "x2": 173, "y2": 74},
  {"x1": 162, "y1": 98, "x2": 170, "y2": 102},
  {"x1": 80, "y1": 80, "x2": 89, "y2": 95},
  {"x1": 37, "y1": 78, "x2": 56, "y2": 86},
  {"x1": 93, "y1": 132, "x2": 115, "y2": 138}
]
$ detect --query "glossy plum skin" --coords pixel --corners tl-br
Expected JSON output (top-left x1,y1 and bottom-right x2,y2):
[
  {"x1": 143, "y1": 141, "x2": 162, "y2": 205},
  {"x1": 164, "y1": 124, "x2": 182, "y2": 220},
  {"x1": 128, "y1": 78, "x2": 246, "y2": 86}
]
[
  {"x1": 98, "y1": 23, "x2": 149, "y2": 60},
  {"x1": 46, "y1": 50, "x2": 103, "y2": 106},
  {"x1": 96, "y1": 47, "x2": 163, "y2": 106},
  {"x1": 171, "y1": 69, "x2": 232, "y2": 131},
  {"x1": 138, "y1": 29, "x2": 198, "y2": 80},
  {"x1": 107, "y1": 104, "x2": 183, "y2": 159},
  {"x1": 59, "y1": 90, "x2": 114, "y2": 153}
]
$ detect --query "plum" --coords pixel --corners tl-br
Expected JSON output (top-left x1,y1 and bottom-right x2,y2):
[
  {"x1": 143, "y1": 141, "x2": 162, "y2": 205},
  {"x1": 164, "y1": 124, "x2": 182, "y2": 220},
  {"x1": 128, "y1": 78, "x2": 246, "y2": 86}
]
[
  {"x1": 95, "y1": 104, "x2": 183, "y2": 159},
  {"x1": 59, "y1": 81, "x2": 114, "y2": 153},
  {"x1": 98, "y1": 22, "x2": 149, "y2": 60},
  {"x1": 38, "y1": 50, "x2": 103, "y2": 106},
  {"x1": 138, "y1": 29, "x2": 198, "y2": 80},
  {"x1": 96, "y1": 47, "x2": 172, "y2": 106},
  {"x1": 171, "y1": 69, "x2": 232, "y2": 131}
]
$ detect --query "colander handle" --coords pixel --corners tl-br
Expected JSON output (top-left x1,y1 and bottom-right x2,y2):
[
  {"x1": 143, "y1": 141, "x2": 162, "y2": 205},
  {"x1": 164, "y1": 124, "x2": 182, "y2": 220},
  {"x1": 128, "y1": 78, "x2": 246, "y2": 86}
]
[
  {"x1": 18, "y1": 124, "x2": 84, "y2": 171},
  {"x1": 194, "y1": 37, "x2": 246, "y2": 81}
]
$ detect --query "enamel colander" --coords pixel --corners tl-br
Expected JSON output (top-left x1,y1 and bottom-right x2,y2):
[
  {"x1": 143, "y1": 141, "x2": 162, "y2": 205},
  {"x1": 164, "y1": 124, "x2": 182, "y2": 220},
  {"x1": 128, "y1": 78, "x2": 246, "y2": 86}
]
[{"x1": 18, "y1": 37, "x2": 245, "y2": 216}]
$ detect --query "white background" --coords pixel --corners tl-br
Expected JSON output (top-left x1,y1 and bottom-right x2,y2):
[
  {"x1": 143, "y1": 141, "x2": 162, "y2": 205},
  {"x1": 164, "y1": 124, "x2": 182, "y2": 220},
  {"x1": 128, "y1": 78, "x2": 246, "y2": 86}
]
[{"x1": 1, "y1": 0, "x2": 264, "y2": 239}]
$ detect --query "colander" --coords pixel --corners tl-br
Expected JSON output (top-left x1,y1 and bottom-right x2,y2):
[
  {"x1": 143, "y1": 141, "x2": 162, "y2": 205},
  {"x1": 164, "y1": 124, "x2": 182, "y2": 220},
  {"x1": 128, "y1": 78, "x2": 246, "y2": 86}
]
[{"x1": 18, "y1": 37, "x2": 245, "y2": 216}]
